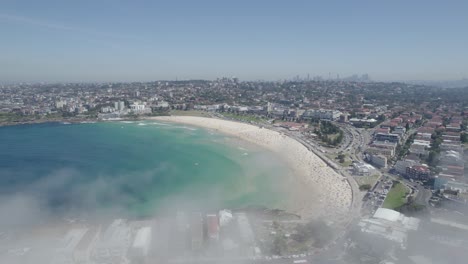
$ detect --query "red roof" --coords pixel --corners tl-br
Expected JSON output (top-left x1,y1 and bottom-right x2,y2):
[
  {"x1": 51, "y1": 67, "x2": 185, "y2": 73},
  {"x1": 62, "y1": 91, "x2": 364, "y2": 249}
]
[
  {"x1": 412, "y1": 165, "x2": 430, "y2": 172},
  {"x1": 206, "y1": 215, "x2": 219, "y2": 237}
]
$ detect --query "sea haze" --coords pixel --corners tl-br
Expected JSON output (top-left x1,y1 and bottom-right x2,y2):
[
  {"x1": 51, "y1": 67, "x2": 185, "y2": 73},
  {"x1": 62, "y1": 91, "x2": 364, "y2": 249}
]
[{"x1": 0, "y1": 121, "x2": 290, "y2": 220}]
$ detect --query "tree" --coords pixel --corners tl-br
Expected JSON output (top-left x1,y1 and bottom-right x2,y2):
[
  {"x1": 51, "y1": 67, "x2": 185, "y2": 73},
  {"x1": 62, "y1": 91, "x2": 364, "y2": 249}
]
[
  {"x1": 337, "y1": 153, "x2": 346, "y2": 163},
  {"x1": 377, "y1": 114, "x2": 385, "y2": 122},
  {"x1": 359, "y1": 184, "x2": 372, "y2": 191},
  {"x1": 292, "y1": 220, "x2": 333, "y2": 248},
  {"x1": 427, "y1": 151, "x2": 438, "y2": 167},
  {"x1": 272, "y1": 236, "x2": 287, "y2": 255},
  {"x1": 461, "y1": 133, "x2": 468, "y2": 143}
]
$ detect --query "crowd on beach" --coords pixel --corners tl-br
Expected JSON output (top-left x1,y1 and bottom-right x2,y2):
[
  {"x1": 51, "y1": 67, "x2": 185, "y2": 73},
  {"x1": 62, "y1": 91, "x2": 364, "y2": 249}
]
[{"x1": 151, "y1": 116, "x2": 352, "y2": 222}]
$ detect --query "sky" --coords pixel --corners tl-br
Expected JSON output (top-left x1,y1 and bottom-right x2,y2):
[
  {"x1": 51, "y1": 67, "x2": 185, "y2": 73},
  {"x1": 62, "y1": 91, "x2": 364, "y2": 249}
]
[{"x1": 1, "y1": 0, "x2": 467, "y2": 82}]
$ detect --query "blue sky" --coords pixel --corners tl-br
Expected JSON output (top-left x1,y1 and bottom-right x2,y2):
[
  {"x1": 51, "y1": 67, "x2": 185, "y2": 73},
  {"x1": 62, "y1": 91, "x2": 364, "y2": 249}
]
[{"x1": 1, "y1": 0, "x2": 467, "y2": 82}]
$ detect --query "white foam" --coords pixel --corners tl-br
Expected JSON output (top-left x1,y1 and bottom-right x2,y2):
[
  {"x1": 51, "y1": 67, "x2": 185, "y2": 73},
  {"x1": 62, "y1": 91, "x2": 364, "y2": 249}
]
[
  {"x1": 173, "y1": 126, "x2": 197, "y2": 131},
  {"x1": 151, "y1": 122, "x2": 172, "y2": 126},
  {"x1": 149, "y1": 116, "x2": 353, "y2": 220}
]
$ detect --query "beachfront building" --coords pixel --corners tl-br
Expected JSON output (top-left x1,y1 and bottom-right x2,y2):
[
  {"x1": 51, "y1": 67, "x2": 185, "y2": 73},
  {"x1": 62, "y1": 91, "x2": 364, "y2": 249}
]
[
  {"x1": 129, "y1": 226, "x2": 152, "y2": 260},
  {"x1": 130, "y1": 103, "x2": 146, "y2": 112},
  {"x1": 190, "y1": 212, "x2": 204, "y2": 251},
  {"x1": 206, "y1": 214, "x2": 220, "y2": 241},
  {"x1": 219, "y1": 209, "x2": 233, "y2": 227},
  {"x1": 55, "y1": 228, "x2": 89, "y2": 263},
  {"x1": 91, "y1": 219, "x2": 132, "y2": 264},
  {"x1": 358, "y1": 208, "x2": 420, "y2": 249},
  {"x1": 114, "y1": 101, "x2": 125, "y2": 111},
  {"x1": 73, "y1": 227, "x2": 101, "y2": 264},
  {"x1": 101, "y1": 106, "x2": 115, "y2": 113},
  {"x1": 353, "y1": 162, "x2": 374, "y2": 176},
  {"x1": 235, "y1": 213, "x2": 255, "y2": 256}
]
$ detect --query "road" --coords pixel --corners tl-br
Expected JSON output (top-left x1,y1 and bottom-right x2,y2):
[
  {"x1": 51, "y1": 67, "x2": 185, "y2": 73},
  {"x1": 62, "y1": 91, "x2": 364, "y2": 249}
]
[{"x1": 333, "y1": 123, "x2": 374, "y2": 163}]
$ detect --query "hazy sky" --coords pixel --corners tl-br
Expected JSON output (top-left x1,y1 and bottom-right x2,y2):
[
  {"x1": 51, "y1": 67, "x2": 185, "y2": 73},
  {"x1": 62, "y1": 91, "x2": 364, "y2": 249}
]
[{"x1": 1, "y1": 0, "x2": 467, "y2": 82}]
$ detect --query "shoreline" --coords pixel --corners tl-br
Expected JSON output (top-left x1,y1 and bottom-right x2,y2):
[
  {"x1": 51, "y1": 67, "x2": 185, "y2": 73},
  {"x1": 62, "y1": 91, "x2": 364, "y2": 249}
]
[
  {"x1": 148, "y1": 116, "x2": 353, "y2": 222},
  {"x1": 3, "y1": 116, "x2": 354, "y2": 221},
  {"x1": 0, "y1": 117, "x2": 96, "y2": 128},
  {"x1": 0, "y1": 117, "x2": 140, "y2": 128}
]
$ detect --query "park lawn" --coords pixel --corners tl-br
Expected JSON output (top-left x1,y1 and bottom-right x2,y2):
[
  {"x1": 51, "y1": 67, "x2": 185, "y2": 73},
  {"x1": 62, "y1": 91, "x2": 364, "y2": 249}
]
[
  {"x1": 383, "y1": 182, "x2": 409, "y2": 209},
  {"x1": 326, "y1": 153, "x2": 352, "y2": 167},
  {"x1": 221, "y1": 112, "x2": 266, "y2": 123},
  {"x1": 170, "y1": 110, "x2": 212, "y2": 117},
  {"x1": 327, "y1": 132, "x2": 342, "y2": 141},
  {"x1": 354, "y1": 174, "x2": 380, "y2": 187}
]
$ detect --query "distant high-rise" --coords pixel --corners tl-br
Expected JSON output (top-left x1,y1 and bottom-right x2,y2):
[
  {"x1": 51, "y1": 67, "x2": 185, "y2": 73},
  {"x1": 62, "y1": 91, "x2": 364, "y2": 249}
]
[
  {"x1": 266, "y1": 102, "x2": 273, "y2": 113},
  {"x1": 114, "y1": 101, "x2": 125, "y2": 111}
]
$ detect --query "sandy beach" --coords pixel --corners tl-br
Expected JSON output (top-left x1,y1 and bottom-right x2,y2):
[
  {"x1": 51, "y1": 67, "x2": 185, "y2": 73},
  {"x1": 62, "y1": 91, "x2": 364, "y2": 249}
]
[{"x1": 149, "y1": 116, "x2": 352, "y2": 221}]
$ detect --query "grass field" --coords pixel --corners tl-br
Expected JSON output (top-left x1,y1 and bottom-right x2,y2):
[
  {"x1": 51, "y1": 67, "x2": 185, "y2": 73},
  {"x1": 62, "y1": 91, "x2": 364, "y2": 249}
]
[
  {"x1": 170, "y1": 110, "x2": 212, "y2": 117},
  {"x1": 383, "y1": 182, "x2": 409, "y2": 209},
  {"x1": 354, "y1": 174, "x2": 380, "y2": 187},
  {"x1": 326, "y1": 153, "x2": 352, "y2": 167},
  {"x1": 221, "y1": 112, "x2": 266, "y2": 123}
]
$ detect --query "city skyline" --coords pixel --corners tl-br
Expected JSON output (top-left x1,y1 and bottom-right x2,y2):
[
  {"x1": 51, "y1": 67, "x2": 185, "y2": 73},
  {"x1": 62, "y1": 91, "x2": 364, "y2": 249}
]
[{"x1": 1, "y1": 0, "x2": 468, "y2": 82}]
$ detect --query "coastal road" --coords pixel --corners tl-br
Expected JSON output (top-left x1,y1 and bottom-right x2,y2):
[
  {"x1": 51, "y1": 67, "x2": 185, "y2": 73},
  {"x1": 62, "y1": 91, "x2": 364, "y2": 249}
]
[{"x1": 212, "y1": 118, "x2": 363, "y2": 262}]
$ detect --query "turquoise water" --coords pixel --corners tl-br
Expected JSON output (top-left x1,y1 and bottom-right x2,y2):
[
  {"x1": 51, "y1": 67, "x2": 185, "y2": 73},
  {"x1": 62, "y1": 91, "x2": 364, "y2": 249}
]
[{"x1": 0, "y1": 121, "x2": 289, "y2": 216}]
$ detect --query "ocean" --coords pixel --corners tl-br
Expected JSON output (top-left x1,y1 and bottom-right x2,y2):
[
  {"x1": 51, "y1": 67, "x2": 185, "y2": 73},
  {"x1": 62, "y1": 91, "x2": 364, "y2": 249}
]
[{"x1": 0, "y1": 121, "x2": 290, "y2": 217}]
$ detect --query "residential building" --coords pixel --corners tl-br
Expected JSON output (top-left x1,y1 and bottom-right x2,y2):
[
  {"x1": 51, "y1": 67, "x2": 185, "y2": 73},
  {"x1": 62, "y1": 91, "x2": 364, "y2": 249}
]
[
  {"x1": 302, "y1": 109, "x2": 341, "y2": 120},
  {"x1": 393, "y1": 126, "x2": 406, "y2": 136},
  {"x1": 406, "y1": 165, "x2": 431, "y2": 180},
  {"x1": 375, "y1": 133, "x2": 400, "y2": 143},
  {"x1": 369, "y1": 154, "x2": 387, "y2": 168},
  {"x1": 394, "y1": 160, "x2": 417, "y2": 175}
]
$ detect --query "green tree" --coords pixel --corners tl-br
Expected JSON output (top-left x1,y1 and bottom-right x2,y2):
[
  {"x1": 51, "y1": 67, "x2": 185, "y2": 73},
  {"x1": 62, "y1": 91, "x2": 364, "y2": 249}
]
[
  {"x1": 427, "y1": 151, "x2": 438, "y2": 167},
  {"x1": 359, "y1": 184, "x2": 372, "y2": 191},
  {"x1": 461, "y1": 133, "x2": 468, "y2": 143},
  {"x1": 272, "y1": 236, "x2": 287, "y2": 255},
  {"x1": 293, "y1": 220, "x2": 333, "y2": 248}
]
